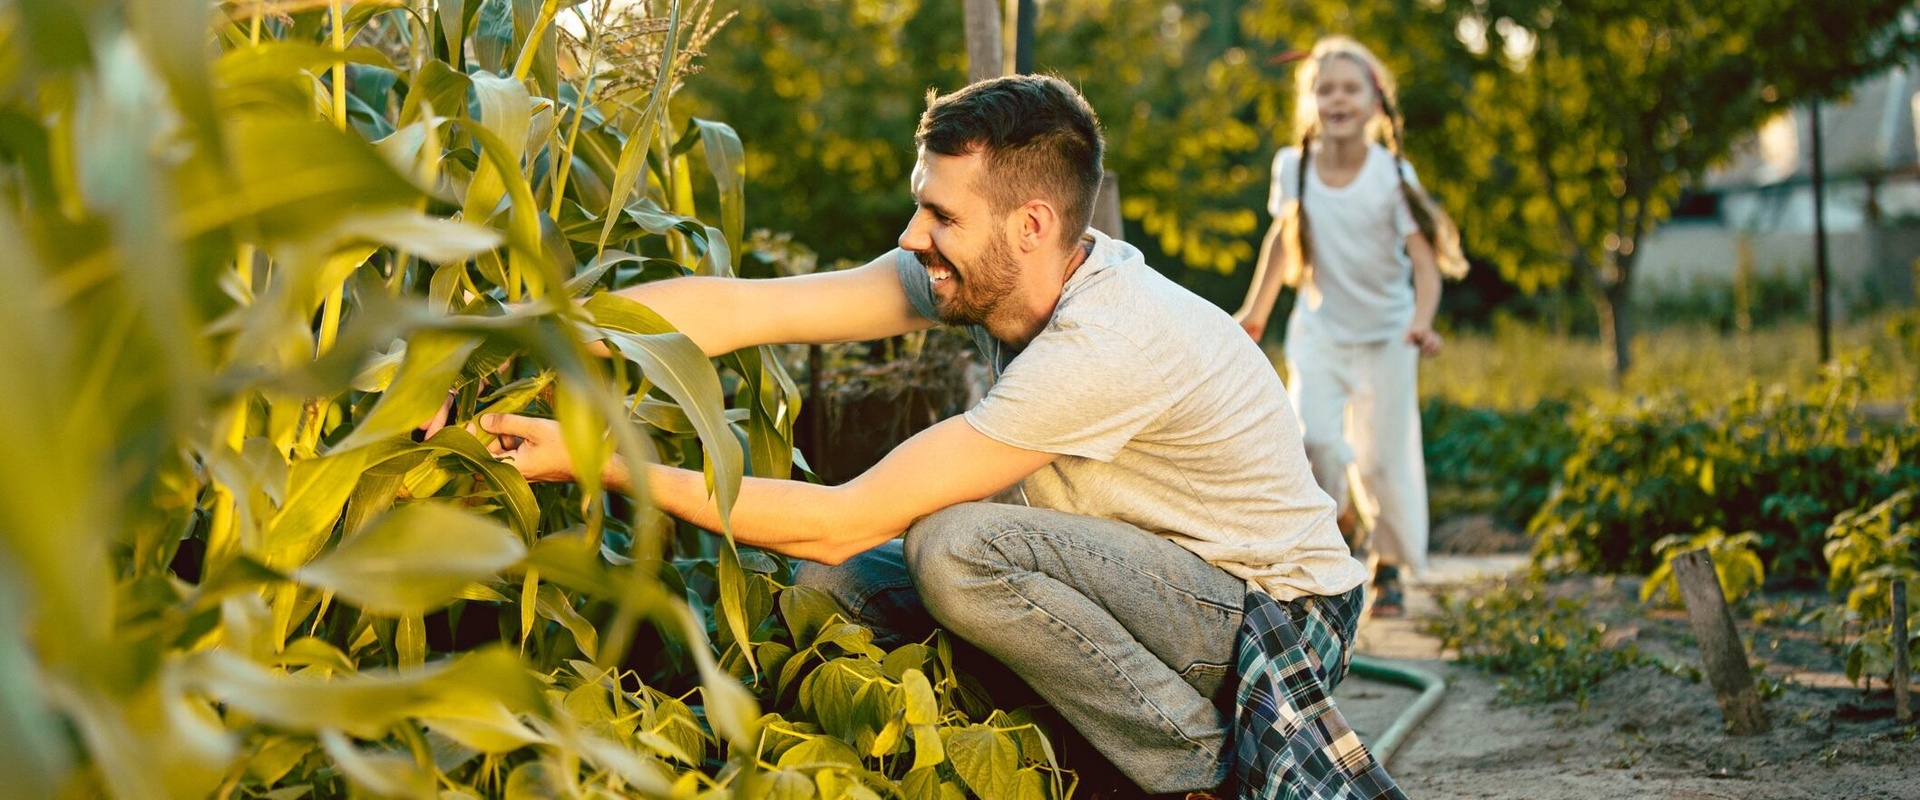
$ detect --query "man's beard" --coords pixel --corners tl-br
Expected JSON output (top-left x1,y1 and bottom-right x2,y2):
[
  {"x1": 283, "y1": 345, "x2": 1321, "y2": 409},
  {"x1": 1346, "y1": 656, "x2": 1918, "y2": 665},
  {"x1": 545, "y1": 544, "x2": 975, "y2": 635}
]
[{"x1": 922, "y1": 232, "x2": 1020, "y2": 328}]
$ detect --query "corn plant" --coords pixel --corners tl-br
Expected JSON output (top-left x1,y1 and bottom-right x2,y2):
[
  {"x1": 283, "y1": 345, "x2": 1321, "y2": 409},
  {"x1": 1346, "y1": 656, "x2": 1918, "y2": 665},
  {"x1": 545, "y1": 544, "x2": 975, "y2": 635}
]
[{"x1": 0, "y1": 1, "x2": 1060, "y2": 797}]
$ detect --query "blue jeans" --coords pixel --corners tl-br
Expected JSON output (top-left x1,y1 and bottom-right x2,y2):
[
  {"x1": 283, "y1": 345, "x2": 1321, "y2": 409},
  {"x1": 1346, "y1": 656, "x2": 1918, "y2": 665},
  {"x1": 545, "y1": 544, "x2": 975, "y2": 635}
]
[{"x1": 794, "y1": 502, "x2": 1246, "y2": 793}]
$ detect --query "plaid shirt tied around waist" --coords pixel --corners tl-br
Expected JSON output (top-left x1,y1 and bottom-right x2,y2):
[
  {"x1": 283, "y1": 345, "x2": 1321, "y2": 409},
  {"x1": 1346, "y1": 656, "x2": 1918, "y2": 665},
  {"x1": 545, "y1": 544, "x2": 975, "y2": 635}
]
[{"x1": 1230, "y1": 585, "x2": 1410, "y2": 800}]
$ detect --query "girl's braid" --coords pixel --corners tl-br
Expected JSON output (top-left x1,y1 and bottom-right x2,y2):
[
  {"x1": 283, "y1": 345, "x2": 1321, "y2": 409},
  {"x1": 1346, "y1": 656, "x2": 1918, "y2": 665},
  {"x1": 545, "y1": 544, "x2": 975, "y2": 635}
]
[
  {"x1": 1284, "y1": 128, "x2": 1316, "y2": 287},
  {"x1": 1379, "y1": 91, "x2": 1469, "y2": 279}
]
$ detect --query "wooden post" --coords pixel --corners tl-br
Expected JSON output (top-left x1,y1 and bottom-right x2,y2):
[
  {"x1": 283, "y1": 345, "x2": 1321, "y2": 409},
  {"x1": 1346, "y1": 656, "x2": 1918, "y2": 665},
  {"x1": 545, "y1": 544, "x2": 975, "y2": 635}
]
[
  {"x1": 1672, "y1": 548, "x2": 1770, "y2": 735},
  {"x1": 1895, "y1": 580, "x2": 1910, "y2": 723},
  {"x1": 963, "y1": 0, "x2": 1003, "y2": 83}
]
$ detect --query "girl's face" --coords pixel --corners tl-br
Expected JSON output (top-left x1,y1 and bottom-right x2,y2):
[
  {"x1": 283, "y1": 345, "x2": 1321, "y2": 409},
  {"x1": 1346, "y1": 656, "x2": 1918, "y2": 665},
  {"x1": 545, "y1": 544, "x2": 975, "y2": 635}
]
[{"x1": 1312, "y1": 55, "x2": 1379, "y2": 141}]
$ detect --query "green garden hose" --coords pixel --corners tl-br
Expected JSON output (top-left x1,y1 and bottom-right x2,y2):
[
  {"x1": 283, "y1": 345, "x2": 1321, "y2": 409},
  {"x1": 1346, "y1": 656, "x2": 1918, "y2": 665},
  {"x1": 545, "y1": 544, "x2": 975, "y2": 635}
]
[{"x1": 1349, "y1": 655, "x2": 1447, "y2": 767}]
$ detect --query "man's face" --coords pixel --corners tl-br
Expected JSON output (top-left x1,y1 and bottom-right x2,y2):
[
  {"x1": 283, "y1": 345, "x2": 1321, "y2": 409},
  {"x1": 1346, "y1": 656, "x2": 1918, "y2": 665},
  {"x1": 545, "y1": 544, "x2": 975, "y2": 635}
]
[{"x1": 900, "y1": 149, "x2": 1021, "y2": 328}]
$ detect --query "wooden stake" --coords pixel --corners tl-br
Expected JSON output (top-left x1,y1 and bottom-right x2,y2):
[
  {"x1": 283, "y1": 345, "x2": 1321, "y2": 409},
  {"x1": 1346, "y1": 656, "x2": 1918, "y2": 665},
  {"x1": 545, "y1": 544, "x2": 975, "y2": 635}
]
[
  {"x1": 1672, "y1": 548, "x2": 1770, "y2": 735},
  {"x1": 1895, "y1": 580, "x2": 1910, "y2": 724}
]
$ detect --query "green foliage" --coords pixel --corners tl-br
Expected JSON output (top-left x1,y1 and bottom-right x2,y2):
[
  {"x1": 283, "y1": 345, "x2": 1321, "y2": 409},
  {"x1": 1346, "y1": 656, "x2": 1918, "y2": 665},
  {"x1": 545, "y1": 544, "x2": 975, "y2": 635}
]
[
  {"x1": 1639, "y1": 529, "x2": 1766, "y2": 607},
  {"x1": 678, "y1": 0, "x2": 1278, "y2": 282},
  {"x1": 1425, "y1": 578, "x2": 1653, "y2": 707},
  {"x1": 1246, "y1": 0, "x2": 1920, "y2": 375},
  {"x1": 1813, "y1": 489, "x2": 1920, "y2": 688},
  {"x1": 0, "y1": 0, "x2": 1084, "y2": 796},
  {"x1": 1422, "y1": 397, "x2": 1575, "y2": 529},
  {"x1": 1529, "y1": 364, "x2": 1920, "y2": 581}
]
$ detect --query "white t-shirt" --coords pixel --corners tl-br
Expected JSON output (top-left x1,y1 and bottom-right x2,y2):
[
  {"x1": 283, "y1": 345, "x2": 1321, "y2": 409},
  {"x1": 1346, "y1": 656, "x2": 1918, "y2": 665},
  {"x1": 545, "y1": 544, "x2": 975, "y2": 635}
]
[
  {"x1": 1268, "y1": 143, "x2": 1422, "y2": 344},
  {"x1": 895, "y1": 231, "x2": 1369, "y2": 601}
]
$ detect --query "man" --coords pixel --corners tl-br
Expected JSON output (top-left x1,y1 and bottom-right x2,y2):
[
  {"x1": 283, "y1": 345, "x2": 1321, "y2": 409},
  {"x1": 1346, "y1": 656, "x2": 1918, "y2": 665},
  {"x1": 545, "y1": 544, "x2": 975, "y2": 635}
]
[{"x1": 480, "y1": 74, "x2": 1370, "y2": 796}]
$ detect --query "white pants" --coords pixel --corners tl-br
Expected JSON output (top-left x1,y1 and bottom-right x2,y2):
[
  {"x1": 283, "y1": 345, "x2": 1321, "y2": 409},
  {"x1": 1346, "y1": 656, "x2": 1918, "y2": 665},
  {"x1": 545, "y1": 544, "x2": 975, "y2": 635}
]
[{"x1": 1285, "y1": 328, "x2": 1429, "y2": 578}]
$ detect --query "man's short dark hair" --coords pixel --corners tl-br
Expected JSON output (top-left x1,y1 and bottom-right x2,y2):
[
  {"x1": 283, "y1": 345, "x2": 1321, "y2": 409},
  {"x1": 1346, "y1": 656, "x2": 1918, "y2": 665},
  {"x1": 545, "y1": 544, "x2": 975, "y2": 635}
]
[{"x1": 916, "y1": 74, "x2": 1105, "y2": 247}]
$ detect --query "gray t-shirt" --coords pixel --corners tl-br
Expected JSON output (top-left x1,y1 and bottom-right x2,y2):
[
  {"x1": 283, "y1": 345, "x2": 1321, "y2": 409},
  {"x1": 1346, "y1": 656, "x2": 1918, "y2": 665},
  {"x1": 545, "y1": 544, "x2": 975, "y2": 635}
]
[{"x1": 894, "y1": 231, "x2": 1368, "y2": 601}]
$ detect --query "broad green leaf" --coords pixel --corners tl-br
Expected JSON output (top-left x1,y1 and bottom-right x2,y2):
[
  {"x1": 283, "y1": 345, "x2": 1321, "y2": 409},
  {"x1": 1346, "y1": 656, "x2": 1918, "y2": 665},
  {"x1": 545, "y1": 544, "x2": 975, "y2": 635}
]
[
  {"x1": 182, "y1": 646, "x2": 546, "y2": 740},
  {"x1": 901, "y1": 767, "x2": 965, "y2": 800},
  {"x1": 691, "y1": 118, "x2": 744, "y2": 270},
  {"x1": 332, "y1": 330, "x2": 482, "y2": 452},
  {"x1": 585, "y1": 295, "x2": 740, "y2": 530},
  {"x1": 779, "y1": 585, "x2": 843, "y2": 649},
  {"x1": 765, "y1": 769, "x2": 817, "y2": 800},
  {"x1": 570, "y1": 732, "x2": 678, "y2": 796},
  {"x1": 463, "y1": 70, "x2": 532, "y2": 225},
  {"x1": 776, "y1": 737, "x2": 862, "y2": 769},
  {"x1": 554, "y1": 377, "x2": 608, "y2": 517},
  {"x1": 182, "y1": 113, "x2": 421, "y2": 242},
  {"x1": 716, "y1": 546, "x2": 756, "y2": 675},
  {"x1": 911, "y1": 723, "x2": 945, "y2": 772},
  {"x1": 418, "y1": 427, "x2": 540, "y2": 540},
  {"x1": 535, "y1": 584, "x2": 599, "y2": 656},
  {"x1": 522, "y1": 533, "x2": 617, "y2": 598},
  {"x1": 881, "y1": 643, "x2": 935, "y2": 681},
  {"x1": 328, "y1": 208, "x2": 505, "y2": 264},
  {"x1": 295, "y1": 504, "x2": 526, "y2": 616},
  {"x1": 320, "y1": 729, "x2": 436, "y2": 799},
  {"x1": 450, "y1": 118, "x2": 559, "y2": 299},
  {"x1": 214, "y1": 41, "x2": 396, "y2": 90},
  {"x1": 901, "y1": 669, "x2": 938, "y2": 726},
  {"x1": 421, "y1": 703, "x2": 547, "y2": 753},
  {"x1": 869, "y1": 716, "x2": 904, "y2": 758},
  {"x1": 262, "y1": 443, "x2": 377, "y2": 571},
  {"x1": 399, "y1": 60, "x2": 472, "y2": 126},
  {"x1": 947, "y1": 725, "x2": 1020, "y2": 800}
]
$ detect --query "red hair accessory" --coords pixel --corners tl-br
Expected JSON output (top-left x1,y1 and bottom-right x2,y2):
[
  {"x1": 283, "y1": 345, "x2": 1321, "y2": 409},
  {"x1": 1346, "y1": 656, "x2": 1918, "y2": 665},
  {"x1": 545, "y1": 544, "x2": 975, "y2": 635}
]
[{"x1": 1267, "y1": 50, "x2": 1309, "y2": 66}]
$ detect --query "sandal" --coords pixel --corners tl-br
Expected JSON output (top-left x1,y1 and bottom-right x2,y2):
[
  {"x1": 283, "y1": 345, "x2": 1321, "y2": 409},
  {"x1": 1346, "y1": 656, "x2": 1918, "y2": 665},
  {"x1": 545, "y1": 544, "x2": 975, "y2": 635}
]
[{"x1": 1371, "y1": 565, "x2": 1405, "y2": 618}]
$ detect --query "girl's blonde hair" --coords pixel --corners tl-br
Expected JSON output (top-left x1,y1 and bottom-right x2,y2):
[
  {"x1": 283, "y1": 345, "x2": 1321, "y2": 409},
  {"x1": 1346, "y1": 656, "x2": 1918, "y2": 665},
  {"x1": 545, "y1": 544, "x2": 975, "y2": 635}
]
[{"x1": 1279, "y1": 36, "x2": 1468, "y2": 287}]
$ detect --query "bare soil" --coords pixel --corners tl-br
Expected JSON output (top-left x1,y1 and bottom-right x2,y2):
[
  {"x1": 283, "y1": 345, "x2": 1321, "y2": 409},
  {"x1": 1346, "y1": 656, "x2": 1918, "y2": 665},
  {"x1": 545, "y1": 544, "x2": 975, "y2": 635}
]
[{"x1": 1336, "y1": 529, "x2": 1920, "y2": 800}]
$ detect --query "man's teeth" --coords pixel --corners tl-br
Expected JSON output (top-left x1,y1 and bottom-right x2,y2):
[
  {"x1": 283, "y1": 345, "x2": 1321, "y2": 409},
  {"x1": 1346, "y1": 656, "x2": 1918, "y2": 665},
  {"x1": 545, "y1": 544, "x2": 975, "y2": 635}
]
[{"x1": 928, "y1": 266, "x2": 953, "y2": 283}]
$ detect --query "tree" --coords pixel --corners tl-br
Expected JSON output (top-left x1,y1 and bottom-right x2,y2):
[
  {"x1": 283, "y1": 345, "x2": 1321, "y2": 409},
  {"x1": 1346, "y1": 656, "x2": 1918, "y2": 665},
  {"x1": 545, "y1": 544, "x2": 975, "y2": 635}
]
[{"x1": 1248, "y1": 0, "x2": 1919, "y2": 379}]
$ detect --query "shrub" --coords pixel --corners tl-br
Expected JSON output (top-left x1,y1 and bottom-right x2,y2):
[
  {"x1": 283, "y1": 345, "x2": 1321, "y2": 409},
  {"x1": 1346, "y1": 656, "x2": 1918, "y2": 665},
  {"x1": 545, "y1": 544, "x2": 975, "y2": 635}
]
[
  {"x1": 1423, "y1": 398, "x2": 1575, "y2": 529},
  {"x1": 1529, "y1": 364, "x2": 1920, "y2": 582},
  {"x1": 1425, "y1": 578, "x2": 1652, "y2": 708}
]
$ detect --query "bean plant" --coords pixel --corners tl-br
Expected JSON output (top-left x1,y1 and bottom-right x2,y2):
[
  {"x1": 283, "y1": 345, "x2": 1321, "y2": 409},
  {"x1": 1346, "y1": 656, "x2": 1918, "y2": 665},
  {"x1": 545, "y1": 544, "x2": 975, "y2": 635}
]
[{"x1": 0, "y1": 1, "x2": 1056, "y2": 797}]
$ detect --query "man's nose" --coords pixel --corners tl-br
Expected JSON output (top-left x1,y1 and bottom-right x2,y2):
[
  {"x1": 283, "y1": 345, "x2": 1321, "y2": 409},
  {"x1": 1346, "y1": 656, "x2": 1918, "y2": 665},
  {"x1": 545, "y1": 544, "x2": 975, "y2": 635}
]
[{"x1": 899, "y1": 209, "x2": 932, "y2": 251}]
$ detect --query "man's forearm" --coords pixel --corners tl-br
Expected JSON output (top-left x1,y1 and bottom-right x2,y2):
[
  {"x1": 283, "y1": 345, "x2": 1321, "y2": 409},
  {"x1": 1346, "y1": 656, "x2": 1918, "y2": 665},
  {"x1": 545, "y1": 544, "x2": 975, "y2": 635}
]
[{"x1": 635, "y1": 463, "x2": 899, "y2": 565}]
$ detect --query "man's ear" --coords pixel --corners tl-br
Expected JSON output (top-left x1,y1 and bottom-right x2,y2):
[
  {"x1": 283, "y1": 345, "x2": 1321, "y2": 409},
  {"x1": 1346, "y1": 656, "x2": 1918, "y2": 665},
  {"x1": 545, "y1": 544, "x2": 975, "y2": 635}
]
[{"x1": 1014, "y1": 198, "x2": 1060, "y2": 253}]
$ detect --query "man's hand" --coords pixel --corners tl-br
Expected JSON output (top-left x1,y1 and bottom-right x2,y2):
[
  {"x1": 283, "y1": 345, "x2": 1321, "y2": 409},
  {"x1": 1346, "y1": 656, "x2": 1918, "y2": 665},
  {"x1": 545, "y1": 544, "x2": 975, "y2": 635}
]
[{"x1": 478, "y1": 414, "x2": 587, "y2": 484}]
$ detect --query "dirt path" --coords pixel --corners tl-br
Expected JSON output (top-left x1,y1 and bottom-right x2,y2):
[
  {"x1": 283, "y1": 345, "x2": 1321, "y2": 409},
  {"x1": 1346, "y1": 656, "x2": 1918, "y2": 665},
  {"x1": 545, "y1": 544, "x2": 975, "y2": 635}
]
[{"x1": 1332, "y1": 555, "x2": 1920, "y2": 800}]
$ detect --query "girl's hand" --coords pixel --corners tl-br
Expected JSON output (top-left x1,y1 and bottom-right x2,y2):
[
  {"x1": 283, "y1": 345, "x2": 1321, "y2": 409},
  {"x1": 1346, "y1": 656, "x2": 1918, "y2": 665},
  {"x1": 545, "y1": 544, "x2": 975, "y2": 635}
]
[
  {"x1": 1234, "y1": 309, "x2": 1268, "y2": 341},
  {"x1": 1405, "y1": 327, "x2": 1443, "y2": 357}
]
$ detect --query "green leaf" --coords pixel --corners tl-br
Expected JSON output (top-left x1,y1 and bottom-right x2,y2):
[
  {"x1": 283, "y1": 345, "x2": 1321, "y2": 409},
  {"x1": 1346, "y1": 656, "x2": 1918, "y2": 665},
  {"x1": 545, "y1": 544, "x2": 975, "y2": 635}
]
[
  {"x1": 421, "y1": 702, "x2": 548, "y2": 754},
  {"x1": 181, "y1": 646, "x2": 548, "y2": 740},
  {"x1": 779, "y1": 585, "x2": 843, "y2": 649},
  {"x1": 765, "y1": 769, "x2": 817, "y2": 800},
  {"x1": 901, "y1": 668, "x2": 938, "y2": 726},
  {"x1": 182, "y1": 113, "x2": 422, "y2": 242},
  {"x1": 589, "y1": 322, "x2": 741, "y2": 533},
  {"x1": 691, "y1": 118, "x2": 744, "y2": 270},
  {"x1": 534, "y1": 584, "x2": 599, "y2": 656},
  {"x1": 947, "y1": 725, "x2": 1020, "y2": 800},
  {"x1": 333, "y1": 331, "x2": 482, "y2": 452},
  {"x1": 595, "y1": 0, "x2": 680, "y2": 252},
  {"x1": 911, "y1": 723, "x2": 946, "y2": 772},
  {"x1": 295, "y1": 504, "x2": 526, "y2": 616},
  {"x1": 418, "y1": 427, "x2": 540, "y2": 540},
  {"x1": 776, "y1": 736, "x2": 863, "y2": 768},
  {"x1": 319, "y1": 729, "x2": 436, "y2": 798}
]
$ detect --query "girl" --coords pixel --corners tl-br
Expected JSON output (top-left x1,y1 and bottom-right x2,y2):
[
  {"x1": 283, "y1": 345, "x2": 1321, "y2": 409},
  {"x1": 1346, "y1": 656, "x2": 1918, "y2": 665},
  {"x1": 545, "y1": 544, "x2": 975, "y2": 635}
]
[{"x1": 1234, "y1": 35, "x2": 1466, "y2": 616}]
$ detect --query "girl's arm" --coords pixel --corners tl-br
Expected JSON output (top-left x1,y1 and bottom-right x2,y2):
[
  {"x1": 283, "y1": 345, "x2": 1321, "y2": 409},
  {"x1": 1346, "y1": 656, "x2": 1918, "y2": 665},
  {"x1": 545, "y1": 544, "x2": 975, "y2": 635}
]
[
  {"x1": 1404, "y1": 232, "x2": 1443, "y2": 357},
  {"x1": 1234, "y1": 218, "x2": 1292, "y2": 340}
]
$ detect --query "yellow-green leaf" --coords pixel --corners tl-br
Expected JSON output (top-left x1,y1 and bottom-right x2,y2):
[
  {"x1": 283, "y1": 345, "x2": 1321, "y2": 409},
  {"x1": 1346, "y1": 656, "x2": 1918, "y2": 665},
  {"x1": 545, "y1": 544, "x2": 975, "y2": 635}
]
[{"x1": 295, "y1": 504, "x2": 525, "y2": 616}]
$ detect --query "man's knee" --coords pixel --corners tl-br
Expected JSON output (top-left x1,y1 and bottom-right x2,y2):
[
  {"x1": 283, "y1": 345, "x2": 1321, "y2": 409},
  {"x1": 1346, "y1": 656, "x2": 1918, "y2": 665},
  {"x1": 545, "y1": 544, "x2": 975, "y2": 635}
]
[{"x1": 901, "y1": 502, "x2": 1001, "y2": 570}]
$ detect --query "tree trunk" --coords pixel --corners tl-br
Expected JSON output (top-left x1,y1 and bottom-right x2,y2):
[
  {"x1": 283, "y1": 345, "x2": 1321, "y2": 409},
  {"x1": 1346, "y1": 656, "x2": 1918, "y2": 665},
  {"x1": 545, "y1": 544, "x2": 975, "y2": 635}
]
[{"x1": 962, "y1": 0, "x2": 1003, "y2": 83}]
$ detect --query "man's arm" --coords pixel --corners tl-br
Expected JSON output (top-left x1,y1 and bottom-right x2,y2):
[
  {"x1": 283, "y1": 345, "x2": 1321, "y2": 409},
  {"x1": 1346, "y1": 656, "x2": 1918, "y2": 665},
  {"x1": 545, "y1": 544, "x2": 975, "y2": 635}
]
[
  {"x1": 608, "y1": 252, "x2": 935, "y2": 357},
  {"x1": 481, "y1": 413, "x2": 1057, "y2": 565}
]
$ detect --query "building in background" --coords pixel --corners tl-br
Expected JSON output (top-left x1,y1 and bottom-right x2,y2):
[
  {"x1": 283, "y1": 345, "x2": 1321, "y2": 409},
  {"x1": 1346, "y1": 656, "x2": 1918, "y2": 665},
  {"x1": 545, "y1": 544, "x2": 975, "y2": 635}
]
[{"x1": 1637, "y1": 68, "x2": 1920, "y2": 316}]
